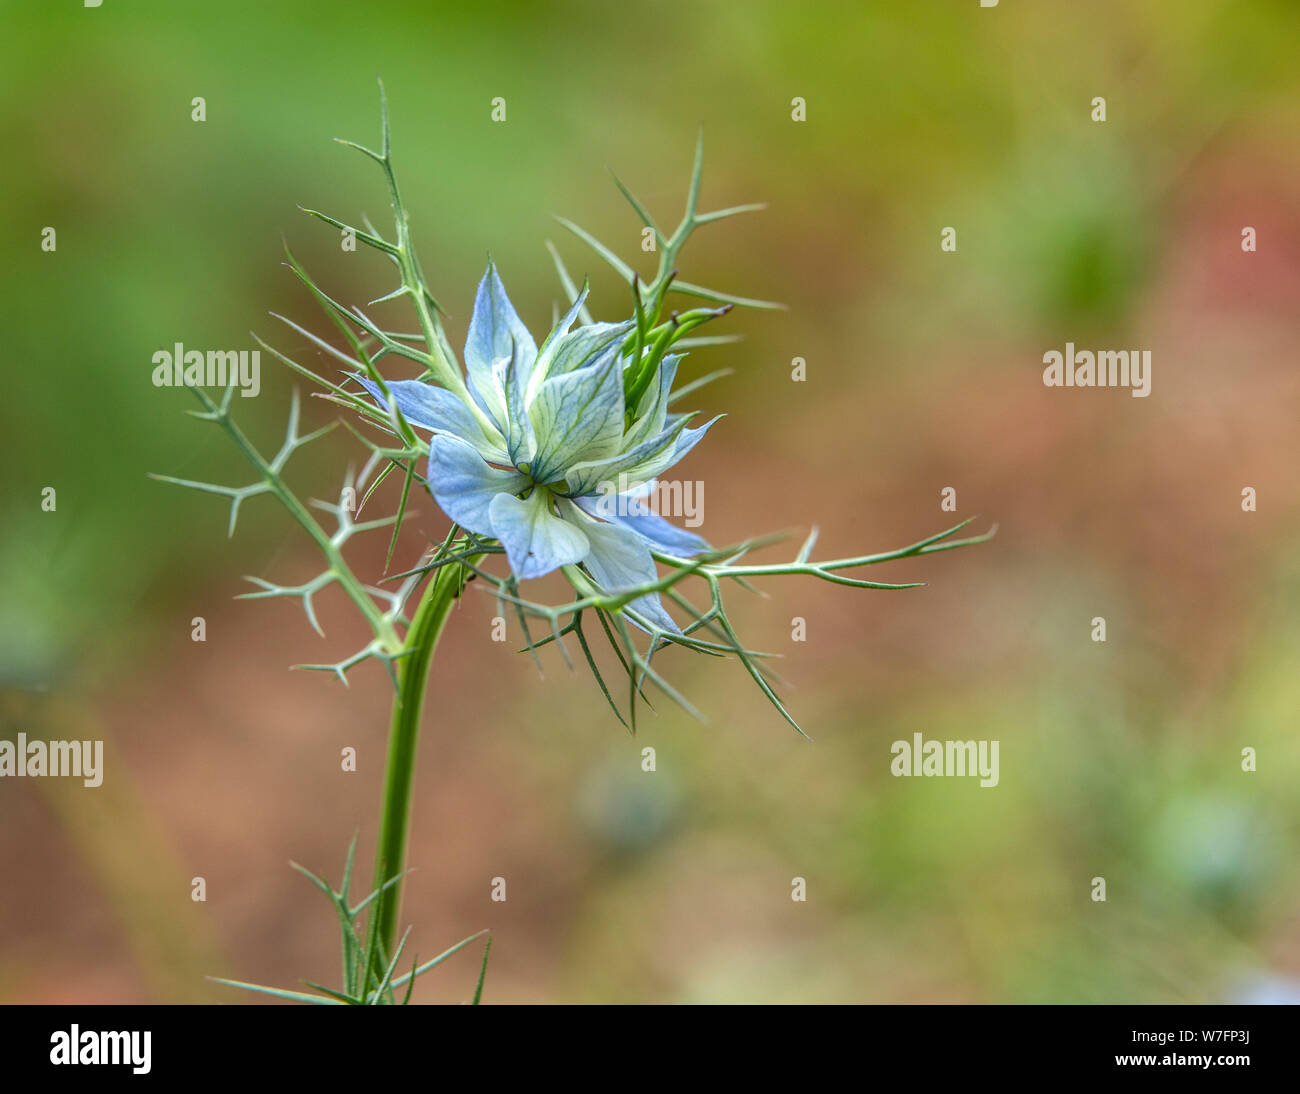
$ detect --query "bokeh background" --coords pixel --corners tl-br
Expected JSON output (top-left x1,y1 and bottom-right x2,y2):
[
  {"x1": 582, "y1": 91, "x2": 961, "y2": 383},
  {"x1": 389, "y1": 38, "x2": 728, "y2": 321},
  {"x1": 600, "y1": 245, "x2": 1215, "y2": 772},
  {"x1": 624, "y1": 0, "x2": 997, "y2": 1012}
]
[{"x1": 2, "y1": 0, "x2": 1299, "y2": 1003}]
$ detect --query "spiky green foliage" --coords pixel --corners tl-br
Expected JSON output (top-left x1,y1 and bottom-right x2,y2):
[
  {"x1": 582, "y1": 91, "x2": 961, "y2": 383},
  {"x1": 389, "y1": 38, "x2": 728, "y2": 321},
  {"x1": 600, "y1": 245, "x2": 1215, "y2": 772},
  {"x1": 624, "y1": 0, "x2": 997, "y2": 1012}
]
[
  {"x1": 252, "y1": 82, "x2": 992, "y2": 734},
  {"x1": 151, "y1": 382, "x2": 445, "y2": 687},
  {"x1": 210, "y1": 837, "x2": 491, "y2": 1005},
  {"x1": 446, "y1": 519, "x2": 996, "y2": 737},
  {"x1": 156, "y1": 81, "x2": 993, "y2": 1003}
]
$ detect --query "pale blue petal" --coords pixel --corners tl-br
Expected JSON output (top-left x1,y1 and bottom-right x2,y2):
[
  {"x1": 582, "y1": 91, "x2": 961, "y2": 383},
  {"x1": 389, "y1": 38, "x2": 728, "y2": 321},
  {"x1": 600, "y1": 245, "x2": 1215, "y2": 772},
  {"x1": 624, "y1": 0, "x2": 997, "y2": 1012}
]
[
  {"x1": 560, "y1": 422, "x2": 683, "y2": 497},
  {"x1": 571, "y1": 509, "x2": 680, "y2": 634},
  {"x1": 488, "y1": 488, "x2": 590, "y2": 581},
  {"x1": 426, "y1": 434, "x2": 529, "y2": 537},
  {"x1": 661, "y1": 413, "x2": 721, "y2": 471},
  {"x1": 526, "y1": 318, "x2": 633, "y2": 401},
  {"x1": 464, "y1": 262, "x2": 537, "y2": 426},
  {"x1": 527, "y1": 342, "x2": 625, "y2": 483},
  {"x1": 562, "y1": 414, "x2": 721, "y2": 497},
  {"x1": 496, "y1": 338, "x2": 537, "y2": 468},
  {"x1": 549, "y1": 286, "x2": 589, "y2": 342},
  {"x1": 354, "y1": 375, "x2": 509, "y2": 463},
  {"x1": 524, "y1": 287, "x2": 589, "y2": 393},
  {"x1": 574, "y1": 492, "x2": 710, "y2": 557}
]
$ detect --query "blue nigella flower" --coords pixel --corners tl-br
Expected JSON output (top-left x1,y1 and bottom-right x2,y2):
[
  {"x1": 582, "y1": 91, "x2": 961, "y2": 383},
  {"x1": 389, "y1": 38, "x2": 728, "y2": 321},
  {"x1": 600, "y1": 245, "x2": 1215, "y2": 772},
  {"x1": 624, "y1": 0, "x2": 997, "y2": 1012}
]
[{"x1": 356, "y1": 262, "x2": 719, "y2": 632}]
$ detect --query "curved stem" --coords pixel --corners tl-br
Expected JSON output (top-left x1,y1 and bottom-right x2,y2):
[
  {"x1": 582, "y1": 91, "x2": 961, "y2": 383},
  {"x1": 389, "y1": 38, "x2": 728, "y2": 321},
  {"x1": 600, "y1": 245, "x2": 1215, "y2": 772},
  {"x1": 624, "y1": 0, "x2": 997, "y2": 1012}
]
[{"x1": 368, "y1": 555, "x2": 480, "y2": 972}]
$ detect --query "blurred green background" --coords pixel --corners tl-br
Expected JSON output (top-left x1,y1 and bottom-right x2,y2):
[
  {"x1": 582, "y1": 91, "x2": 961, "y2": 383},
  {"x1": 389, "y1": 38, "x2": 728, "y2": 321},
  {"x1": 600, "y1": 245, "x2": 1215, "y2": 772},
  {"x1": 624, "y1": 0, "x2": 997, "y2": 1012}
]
[{"x1": 2, "y1": 0, "x2": 1299, "y2": 1003}]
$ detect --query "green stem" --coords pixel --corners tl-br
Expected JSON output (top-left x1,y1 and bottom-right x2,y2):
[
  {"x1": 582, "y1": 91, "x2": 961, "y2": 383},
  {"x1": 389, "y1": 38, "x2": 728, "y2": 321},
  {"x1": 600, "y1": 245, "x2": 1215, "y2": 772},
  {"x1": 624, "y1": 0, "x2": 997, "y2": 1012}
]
[{"x1": 368, "y1": 555, "x2": 481, "y2": 972}]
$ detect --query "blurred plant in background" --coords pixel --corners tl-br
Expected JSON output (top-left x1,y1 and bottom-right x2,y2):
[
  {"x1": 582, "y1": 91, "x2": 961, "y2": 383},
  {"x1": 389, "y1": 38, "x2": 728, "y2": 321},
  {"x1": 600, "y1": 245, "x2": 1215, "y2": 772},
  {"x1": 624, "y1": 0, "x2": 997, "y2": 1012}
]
[{"x1": 4, "y1": 0, "x2": 1299, "y2": 1005}]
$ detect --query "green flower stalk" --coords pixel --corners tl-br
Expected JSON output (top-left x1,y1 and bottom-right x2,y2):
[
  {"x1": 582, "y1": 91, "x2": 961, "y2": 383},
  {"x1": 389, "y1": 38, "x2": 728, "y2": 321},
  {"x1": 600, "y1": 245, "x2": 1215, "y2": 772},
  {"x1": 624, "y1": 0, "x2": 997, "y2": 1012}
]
[
  {"x1": 155, "y1": 83, "x2": 993, "y2": 1004},
  {"x1": 368, "y1": 549, "x2": 480, "y2": 970}
]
